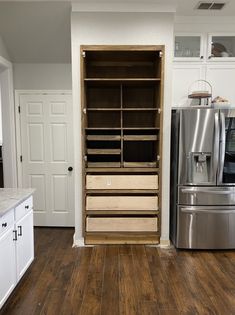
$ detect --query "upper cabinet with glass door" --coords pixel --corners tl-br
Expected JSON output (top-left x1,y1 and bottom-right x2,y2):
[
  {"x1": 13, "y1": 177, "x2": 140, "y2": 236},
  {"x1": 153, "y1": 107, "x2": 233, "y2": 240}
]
[
  {"x1": 174, "y1": 34, "x2": 204, "y2": 61},
  {"x1": 208, "y1": 34, "x2": 235, "y2": 61}
]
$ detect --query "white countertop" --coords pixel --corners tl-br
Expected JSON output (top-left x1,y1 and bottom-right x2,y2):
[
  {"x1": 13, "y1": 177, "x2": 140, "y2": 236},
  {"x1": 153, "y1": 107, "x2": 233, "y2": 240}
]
[{"x1": 0, "y1": 188, "x2": 35, "y2": 217}]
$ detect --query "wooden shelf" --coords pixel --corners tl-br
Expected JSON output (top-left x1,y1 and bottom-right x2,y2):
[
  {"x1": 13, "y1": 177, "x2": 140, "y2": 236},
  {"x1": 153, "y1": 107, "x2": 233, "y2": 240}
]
[
  {"x1": 123, "y1": 162, "x2": 157, "y2": 168},
  {"x1": 87, "y1": 108, "x2": 158, "y2": 111},
  {"x1": 87, "y1": 108, "x2": 121, "y2": 111},
  {"x1": 123, "y1": 127, "x2": 160, "y2": 130},
  {"x1": 87, "y1": 162, "x2": 121, "y2": 168},
  {"x1": 84, "y1": 78, "x2": 161, "y2": 82},
  {"x1": 123, "y1": 135, "x2": 157, "y2": 141},
  {"x1": 87, "y1": 149, "x2": 121, "y2": 155},
  {"x1": 86, "y1": 127, "x2": 121, "y2": 130},
  {"x1": 122, "y1": 108, "x2": 158, "y2": 111},
  {"x1": 87, "y1": 135, "x2": 121, "y2": 141}
]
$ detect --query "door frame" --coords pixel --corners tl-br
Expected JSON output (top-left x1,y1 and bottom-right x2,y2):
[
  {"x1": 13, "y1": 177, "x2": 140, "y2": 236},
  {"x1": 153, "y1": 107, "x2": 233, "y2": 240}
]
[
  {"x1": 0, "y1": 56, "x2": 17, "y2": 187},
  {"x1": 15, "y1": 90, "x2": 72, "y2": 187}
]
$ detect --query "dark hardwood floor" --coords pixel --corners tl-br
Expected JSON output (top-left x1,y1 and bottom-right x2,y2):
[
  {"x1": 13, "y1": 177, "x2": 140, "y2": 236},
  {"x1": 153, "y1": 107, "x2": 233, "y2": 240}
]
[{"x1": 1, "y1": 228, "x2": 235, "y2": 315}]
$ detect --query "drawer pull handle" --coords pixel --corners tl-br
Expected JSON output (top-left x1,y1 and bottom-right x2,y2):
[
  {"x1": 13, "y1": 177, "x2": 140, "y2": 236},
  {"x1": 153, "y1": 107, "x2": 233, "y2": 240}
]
[
  {"x1": 25, "y1": 205, "x2": 29, "y2": 209},
  {"x1": 18, "y1": 225, "x2": 22, "y2": 236},
  {"x1": 2, "y1": 222, "x2": 7, "y2": 228},
  {"x1": 13, "y1": 230, "x2": 17, "y2": 241}
]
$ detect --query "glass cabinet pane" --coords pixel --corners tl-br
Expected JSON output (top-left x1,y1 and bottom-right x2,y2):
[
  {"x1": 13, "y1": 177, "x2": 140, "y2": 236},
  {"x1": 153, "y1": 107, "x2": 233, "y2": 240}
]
[
  {"x1": 175, "y1": 36, "x2": 201, "y2": 58},
  {"x1": 211, "y1": 36, "x2": 235, "y2": 58}
]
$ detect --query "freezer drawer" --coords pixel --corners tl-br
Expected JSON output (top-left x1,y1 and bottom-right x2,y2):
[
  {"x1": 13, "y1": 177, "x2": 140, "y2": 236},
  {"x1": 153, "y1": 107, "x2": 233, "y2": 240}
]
[
  {"x1": 178, "y1": 186, "x2": 235, "y2": 206},
  {"x1": 176, "y1": 205, "x2": 235, "y2": 249}
]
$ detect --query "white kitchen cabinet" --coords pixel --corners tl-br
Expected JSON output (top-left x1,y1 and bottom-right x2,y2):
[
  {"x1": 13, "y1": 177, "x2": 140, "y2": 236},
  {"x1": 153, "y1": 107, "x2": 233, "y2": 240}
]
[
  {"x1": 0, "y1": 194, "x2": 34, "y2": 310},
  {"x1": 16, "y1": 211, "x2": 34, "y2": 281},
  {"x1": 208, "y1": 34, "x2": 235, "y2": 61},
  {"x1": 174, "y1": 34, "x2": 205, "y2": 61},
  {"x1": 0, "y1": 224, "x2": 16, "y2": 309},
  {"x1": 206, "y1": 64, "x2": 235, "y2": 104},
  {"x1": 172, "y1": 64, "x2": 206, "y2": 107}
]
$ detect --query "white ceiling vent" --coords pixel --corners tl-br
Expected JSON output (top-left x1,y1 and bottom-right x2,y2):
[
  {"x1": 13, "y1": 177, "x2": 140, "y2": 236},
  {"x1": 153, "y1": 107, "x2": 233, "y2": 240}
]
[{"x1": 196, "y1": 2, "x2": 226, "y2": 10}]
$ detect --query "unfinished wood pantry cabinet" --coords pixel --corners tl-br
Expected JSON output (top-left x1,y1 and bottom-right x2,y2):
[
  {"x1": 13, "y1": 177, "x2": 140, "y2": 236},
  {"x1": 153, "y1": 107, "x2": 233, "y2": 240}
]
[{"x1": 81, "y1": 45, "x2": 164, "y2": 244}]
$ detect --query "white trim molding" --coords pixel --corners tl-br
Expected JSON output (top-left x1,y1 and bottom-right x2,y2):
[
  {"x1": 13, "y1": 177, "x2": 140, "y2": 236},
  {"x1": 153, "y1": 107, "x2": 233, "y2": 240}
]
[
  {"x1": 73, "y1": 234, "x2": 85, "y2": 247},
  {"x1": 72, "y1": 1, "x2": 177, "y2": 13},
  {"x1": 160, "y1": 239, "x2": 171, "y2": 247},
  {"x1": 0, "y1": 56, "x2": 17, "y2": 187}
]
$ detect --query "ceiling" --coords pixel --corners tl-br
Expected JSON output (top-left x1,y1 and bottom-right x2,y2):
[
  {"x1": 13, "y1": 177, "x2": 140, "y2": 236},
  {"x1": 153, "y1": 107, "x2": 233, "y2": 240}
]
[
  {"x1": 0, "y1": 2, "x2": 71, "y2": 63},
  {"x1": 0, "y1": 0, "x2": 234, "y2": 63}
]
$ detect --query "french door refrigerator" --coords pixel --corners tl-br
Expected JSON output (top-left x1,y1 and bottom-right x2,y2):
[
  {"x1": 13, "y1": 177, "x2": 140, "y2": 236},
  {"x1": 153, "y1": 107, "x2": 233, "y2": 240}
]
[{"x1": 171, "y1": 108, "x2": 235, "y2": 249}]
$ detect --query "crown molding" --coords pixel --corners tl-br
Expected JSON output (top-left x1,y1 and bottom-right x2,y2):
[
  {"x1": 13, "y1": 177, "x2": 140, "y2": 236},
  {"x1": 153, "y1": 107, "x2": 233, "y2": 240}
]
[{"x1": 72, "y1": 1, "x2": 177, "y2": 13}]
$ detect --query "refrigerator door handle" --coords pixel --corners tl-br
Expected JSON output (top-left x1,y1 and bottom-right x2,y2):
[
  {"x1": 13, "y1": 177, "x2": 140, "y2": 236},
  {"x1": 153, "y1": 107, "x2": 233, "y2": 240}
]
[
  {"x1": 218, "y1": 111, "x2": 226, "y2": 183},
  {"x1": 214, "y1": 112, "x2": 220, "y2": 182},
  {"x1": 181, "y1": 207, "x2": 235, "y2": 214}
]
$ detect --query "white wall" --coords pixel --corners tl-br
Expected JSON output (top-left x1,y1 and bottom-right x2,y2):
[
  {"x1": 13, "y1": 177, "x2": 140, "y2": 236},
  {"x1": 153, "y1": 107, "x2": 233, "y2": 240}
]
[
  {"x1": 0, "y1": 36, "x2": 10, "y2": 61},
  {"x1": 71, "y1": 12, "x2": 174, "y2": 244},
  {"x1": 175, "y1": 16, "x2": 235, "y2": 33},
  {"x1": 13, "y1": 63, "x2": 72, "y2": 90}
]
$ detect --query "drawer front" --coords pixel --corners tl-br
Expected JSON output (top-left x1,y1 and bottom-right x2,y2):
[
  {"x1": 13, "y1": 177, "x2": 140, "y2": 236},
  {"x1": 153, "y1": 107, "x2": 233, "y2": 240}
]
[
  {"x1": 86, "y1": 217, "x2": 158, "y2": 232},
  {"x1": 0, "y1": 209, "x2": 14, "y2": 236},
  {"x1": 86, "y1": 196, "x2": 158, "y2": 211},
  {"x1": 15, "y1": 196, "x2": 33, "y2": 221},
  {"x1": 86, "y1": 175, "x2": 158, "y2": 190}
]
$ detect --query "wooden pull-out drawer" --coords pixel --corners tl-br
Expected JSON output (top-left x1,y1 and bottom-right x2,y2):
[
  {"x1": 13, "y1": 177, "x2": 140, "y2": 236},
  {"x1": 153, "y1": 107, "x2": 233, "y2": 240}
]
[
  {"x1": 86, "y1": 196, "x2": 158, "y2": 211},
  {"x1": 86, "y1": 175, "x2": 158, "y2": 190},
  {"x1": 86, "y1": 217, "x2": 158, "y2": 232}
]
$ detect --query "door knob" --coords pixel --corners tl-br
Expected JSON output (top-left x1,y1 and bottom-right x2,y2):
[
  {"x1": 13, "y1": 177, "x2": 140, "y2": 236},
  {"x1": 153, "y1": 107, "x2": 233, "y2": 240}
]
[{"x1": 68, "y1": 166, "x2": 73, "y2": 172}]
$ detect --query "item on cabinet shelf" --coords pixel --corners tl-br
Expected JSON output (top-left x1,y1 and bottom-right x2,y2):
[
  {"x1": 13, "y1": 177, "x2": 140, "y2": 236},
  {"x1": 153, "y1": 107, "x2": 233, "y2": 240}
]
[
  {"x1": 188, "y1": 79, "x2": 212, "y2": 106},
  {"x1": 211, "y1": 43, "x2": 230, "y2": 58},
  {"x1": 212, "y1": 96, "x2": 230, "y2": 108}
]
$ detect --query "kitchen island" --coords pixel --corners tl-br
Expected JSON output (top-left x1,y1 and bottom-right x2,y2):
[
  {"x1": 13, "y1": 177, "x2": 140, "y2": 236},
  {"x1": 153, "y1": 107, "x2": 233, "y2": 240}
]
[{"x1": 0, "y1": 188, "x2": 34, "y2": 309}]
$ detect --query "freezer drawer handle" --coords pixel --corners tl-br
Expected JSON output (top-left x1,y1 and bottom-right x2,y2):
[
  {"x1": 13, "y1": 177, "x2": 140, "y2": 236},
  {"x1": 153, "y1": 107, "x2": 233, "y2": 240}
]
[
  {"x1": 181, "y1": 207, "x2": 235, "y2": 214},
  {"x1": 181, "y1": 188, "x2": 231, "y2": 194}
]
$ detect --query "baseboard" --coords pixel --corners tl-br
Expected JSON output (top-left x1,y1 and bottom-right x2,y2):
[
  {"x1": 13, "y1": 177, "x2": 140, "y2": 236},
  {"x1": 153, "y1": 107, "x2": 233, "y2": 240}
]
[
  {"x1": 72, "y1": 234, "x2": 85, "y2": 247},
  {"x1": 160, "y1": 239, "x2": 171, "y2": 247}
]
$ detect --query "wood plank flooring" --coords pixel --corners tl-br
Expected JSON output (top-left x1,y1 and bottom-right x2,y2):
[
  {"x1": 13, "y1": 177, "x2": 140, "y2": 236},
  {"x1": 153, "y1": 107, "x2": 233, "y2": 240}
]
[{"x1": 2, "y1": 228, "x2": 235, "y2": 315}]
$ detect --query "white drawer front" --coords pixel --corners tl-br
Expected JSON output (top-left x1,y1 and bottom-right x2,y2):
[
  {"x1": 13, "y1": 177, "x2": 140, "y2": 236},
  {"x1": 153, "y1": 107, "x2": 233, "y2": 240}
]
[
  {"x1": 15, "y1": 196, "x2": 33, "y2": 222},
  {"x1": 86, "y1": 196, "x2": 158, "y2": 211},
  {"x1": 86, "y1": 217, "x2": 158, "y2": 232},
  {"x1": 86, "y1": 175, "x2": 158, "y2": 190},
  {"x1": 0, "y1": 209, "x2": 14, "y2": 236}
]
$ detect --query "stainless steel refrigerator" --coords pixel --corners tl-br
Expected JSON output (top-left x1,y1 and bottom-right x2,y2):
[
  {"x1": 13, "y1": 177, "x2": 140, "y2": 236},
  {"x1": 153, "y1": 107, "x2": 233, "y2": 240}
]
[{"x1": 170, "y1": 108, "x2": 235, "y2": 249}]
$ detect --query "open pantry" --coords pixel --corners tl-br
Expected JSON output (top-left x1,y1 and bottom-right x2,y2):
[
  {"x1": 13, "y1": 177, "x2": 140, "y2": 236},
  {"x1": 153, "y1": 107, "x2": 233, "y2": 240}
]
[{"x1": 81, "y1": 45, "x2": 164, "y2": 244}]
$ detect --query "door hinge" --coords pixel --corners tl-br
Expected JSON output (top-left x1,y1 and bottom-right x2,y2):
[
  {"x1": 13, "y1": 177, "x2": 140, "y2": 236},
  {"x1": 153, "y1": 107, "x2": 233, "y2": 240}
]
[
  {"x1": 157, "y1": 155, "x2": 160, "y2": 161},
  {"x1": 158, "y1": 108, "x2": 161, "y2": 114},
  {"x1": 82, "y1": 51, "x2": 86, "y2": 58},
  {"x1": 83, "y1": 108, "x2": 87, "y2": 114},
  {"x1": 159, "y1": 51, "x2": 163, "y2": 58},
  {"x1": 84, "y1": 155, "x2": 87, "y2": 162},
  {"x1": 20, "y1": 155, "x2": 23, "y2": 162},
  {"x1": 18, "y1": 106, "x2": 21, "y2": 113}
]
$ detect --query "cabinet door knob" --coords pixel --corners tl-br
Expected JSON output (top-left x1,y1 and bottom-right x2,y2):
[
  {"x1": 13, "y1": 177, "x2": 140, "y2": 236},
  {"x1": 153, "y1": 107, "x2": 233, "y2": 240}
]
[
  {"x1": 200, "y1": 56, "x2": 204, "y2": 59},
  {"x1": 25, "y1": 205, "x2": 29, "y2": 209},
  {"x1": 68, "y1": 166, "x2": 73, "y2": 172},
  {"x1": 2, "y1": 222, "x2": 7, "y2": 227}
]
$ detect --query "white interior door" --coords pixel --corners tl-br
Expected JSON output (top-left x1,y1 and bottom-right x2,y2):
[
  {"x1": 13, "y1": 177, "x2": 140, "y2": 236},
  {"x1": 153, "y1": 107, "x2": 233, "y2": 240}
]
[{"x1": 19, "y1": 93, "x2": 74, "y2": 227}]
